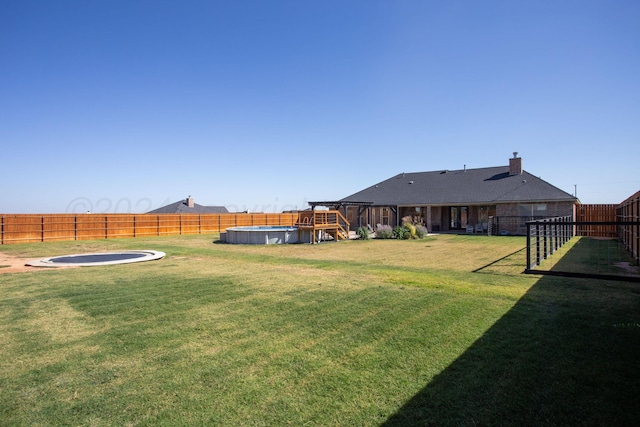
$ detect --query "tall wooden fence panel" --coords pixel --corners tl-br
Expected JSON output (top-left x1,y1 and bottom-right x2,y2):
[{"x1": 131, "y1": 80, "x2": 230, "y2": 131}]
[
  {"x1": 0, "y1": 213, "x2": 298, "y2": 245},
  {"x1": 107, "y1": 215, "x2": 135, "y2": 239},
  {"x1": 577, "y1": 204, "x2": 617, "y2": 237},
  {"x1": 48, "y1": 215, "x2": 77, "y2": 241}
]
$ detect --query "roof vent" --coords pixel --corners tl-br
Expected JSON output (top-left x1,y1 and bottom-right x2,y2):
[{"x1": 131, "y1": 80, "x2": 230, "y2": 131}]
[{"x1": 409, "y1": 180, "x2": 414, "y2": 184}]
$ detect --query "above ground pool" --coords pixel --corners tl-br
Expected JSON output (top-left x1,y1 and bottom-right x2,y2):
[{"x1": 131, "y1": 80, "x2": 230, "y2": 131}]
[
  {"x1": 27, "y1": 250, "x2": 166, "y2": 267},
  {"x1": 222, "y1": 226, "x2": 312, "y2": 244}
]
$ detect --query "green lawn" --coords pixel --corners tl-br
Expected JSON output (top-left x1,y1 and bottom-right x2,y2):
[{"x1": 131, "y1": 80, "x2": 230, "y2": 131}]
[
  {"x1": 1, "y1": 234, "x2": 639, "y2": 426},
  {"x1": 534, "y1": 235, "x2": 640, "y2": 278}
]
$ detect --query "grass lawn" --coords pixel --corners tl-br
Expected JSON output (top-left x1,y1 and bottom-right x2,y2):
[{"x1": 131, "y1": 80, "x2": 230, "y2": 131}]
[
  {"x1": 534, "y1": 236, "x2": 640, "y2": 278},
  {"x1": 1, "y1": 234, "x2": 639, "y2": 426}
]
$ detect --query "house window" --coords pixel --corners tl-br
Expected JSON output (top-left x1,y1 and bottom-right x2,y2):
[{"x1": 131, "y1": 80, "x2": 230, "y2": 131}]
[
  {"x1": 519, "y1": 204, "x2": 547, "y2": 227},
  {"x1": 519, "y1": 204, "x2": 547, "y2": 219},
  {"x1": 382, "y1": 208, "x2": 390, "y2": 225}
]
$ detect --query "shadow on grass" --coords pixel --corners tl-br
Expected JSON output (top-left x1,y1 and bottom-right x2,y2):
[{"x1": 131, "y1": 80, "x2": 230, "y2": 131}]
[
  {"x1": 382, "y1": 274, "x2": 640, "y2": 426},
  {"x1": 532, "y1": 237, "x2": 640, "y2": 282}
]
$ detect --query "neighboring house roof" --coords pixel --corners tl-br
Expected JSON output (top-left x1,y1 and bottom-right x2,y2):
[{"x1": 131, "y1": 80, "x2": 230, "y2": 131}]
[
  {"x1": 340, "y1": 166, "x2": 576, "y2": 206},
  {"x1": 147, "y1": 198, "x2": 229, "y2": 214}
]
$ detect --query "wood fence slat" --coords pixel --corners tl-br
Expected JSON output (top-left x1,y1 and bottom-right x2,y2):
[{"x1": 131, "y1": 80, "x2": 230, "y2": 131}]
[
  {"x1": 43, "y1": 215, "x2": 76, "y2": 242},
  {"x1": 578, "y1": 204, "x2": 617, "y2": 237}
]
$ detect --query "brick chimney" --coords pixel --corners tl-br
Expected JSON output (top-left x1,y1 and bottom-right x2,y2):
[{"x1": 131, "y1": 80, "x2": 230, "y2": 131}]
[
  {"x1": 186, "y1": 196, "x2": 194, "y2": 208},
  {"x1": 509, "y1": 152, "x2": 522, "y2": 175}
]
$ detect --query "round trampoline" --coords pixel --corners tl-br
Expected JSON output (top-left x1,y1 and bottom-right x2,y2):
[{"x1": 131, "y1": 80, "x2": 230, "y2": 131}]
[{"x1": 27, "y1": 250, "x2": 166, "y2": 268}]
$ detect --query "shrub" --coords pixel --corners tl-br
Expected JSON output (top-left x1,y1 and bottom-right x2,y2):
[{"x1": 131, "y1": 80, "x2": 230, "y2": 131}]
[
  {"x1": 375, "y1": 225, "x2": 394, "y2": 239},
  {"x1": 415, "y1": 225, "x2": 428, "y2": 238},
  {"x1": 356, "y1": 226, "x2": 370, "y2": 240},
  {"x1": 393, "y1": 226, "x2": 408, "y2": 240},
  {"x1": 403, "y1": 221, "x2": 417, "y2": 239}
]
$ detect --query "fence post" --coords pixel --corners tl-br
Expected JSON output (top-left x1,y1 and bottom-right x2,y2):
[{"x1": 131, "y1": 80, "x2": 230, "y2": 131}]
[
  {"x1": 542, "y1": 220, "x2": 547, "y2": 260},
  {"x1": 41, "y1": 215, "x2": 45, "y2": 242},
  {"x1": 547, "y1": 218, "x2": 552, "y2": 254},
  {"x1": 1, "y1": 215, "x2": 3, "y2": 245},
  {"x1": 535, "y1": 223, "x2": 541, "y2": 266},
  {"x1": 526, "y1": 222, "x2": 532, "y2": 270}
]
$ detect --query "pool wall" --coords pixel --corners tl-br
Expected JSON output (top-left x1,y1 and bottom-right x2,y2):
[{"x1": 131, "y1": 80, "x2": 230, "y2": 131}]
[{"x1": 222, "y1": 226, "x2": 312, "y2": 244}]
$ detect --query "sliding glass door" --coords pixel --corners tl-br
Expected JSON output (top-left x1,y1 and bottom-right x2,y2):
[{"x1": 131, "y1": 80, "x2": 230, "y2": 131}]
[{"x1": 449, "y1": 206, "x2": 468, "y2": 230}]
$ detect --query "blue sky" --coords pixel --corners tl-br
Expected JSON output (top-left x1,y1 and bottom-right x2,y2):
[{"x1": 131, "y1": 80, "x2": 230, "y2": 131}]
[{"x1": 1, "y1": 0, "x2": 638, "y2": 213}]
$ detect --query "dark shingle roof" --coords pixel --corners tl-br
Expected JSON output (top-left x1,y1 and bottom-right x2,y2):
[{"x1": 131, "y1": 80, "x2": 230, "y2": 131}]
[
  {"x1": 340, "y1": 166, "x2": 576, "y2": 206},
  {"x1": 147, "y1": 200, "x2": 228, "y2": 214}
]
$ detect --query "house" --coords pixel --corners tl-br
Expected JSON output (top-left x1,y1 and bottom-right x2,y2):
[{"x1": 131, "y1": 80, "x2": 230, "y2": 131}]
[
  {"x1": 147, "y1": 196, "x2": 229, "y2": 214},
  {"x1": 320, "y1": 153, "x2": 577, "y2": 235}
]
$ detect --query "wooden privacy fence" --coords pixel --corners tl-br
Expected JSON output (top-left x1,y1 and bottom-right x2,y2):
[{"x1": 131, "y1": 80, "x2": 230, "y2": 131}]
[
  {"x1": 577, "y1": 204, "x2": 617, "y2": 237},
  {"x1": 0, "y1": 213, "x2": 297, "y2": 245}
]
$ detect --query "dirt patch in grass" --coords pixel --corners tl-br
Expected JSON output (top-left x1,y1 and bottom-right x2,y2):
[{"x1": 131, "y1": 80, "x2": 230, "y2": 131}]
[
  {"x1": 0, "y1": 253, "x2": 73, "y2": 274},
  {"x1": 0, "y1": 253, "x2": 37, "y2": 274}
]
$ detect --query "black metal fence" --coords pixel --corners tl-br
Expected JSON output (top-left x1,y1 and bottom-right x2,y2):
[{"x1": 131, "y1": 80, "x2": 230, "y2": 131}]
[
  {"x1": 525, "y1": 217, "x2": 640, "y2": 282},
  {"x1": 525, "y1": 216, "x2": 574, "y2": 270}
]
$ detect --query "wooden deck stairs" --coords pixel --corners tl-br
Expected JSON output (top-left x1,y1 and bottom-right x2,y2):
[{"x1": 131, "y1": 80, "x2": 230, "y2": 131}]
[{"x1": 296, "y1": 210, "x2": 350, "y2": 243}]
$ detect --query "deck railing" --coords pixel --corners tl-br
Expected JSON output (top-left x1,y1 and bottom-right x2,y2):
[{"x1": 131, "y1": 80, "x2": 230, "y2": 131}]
[{"x1": 297, "y1": 210, "x2": 350, "y2": 243}]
